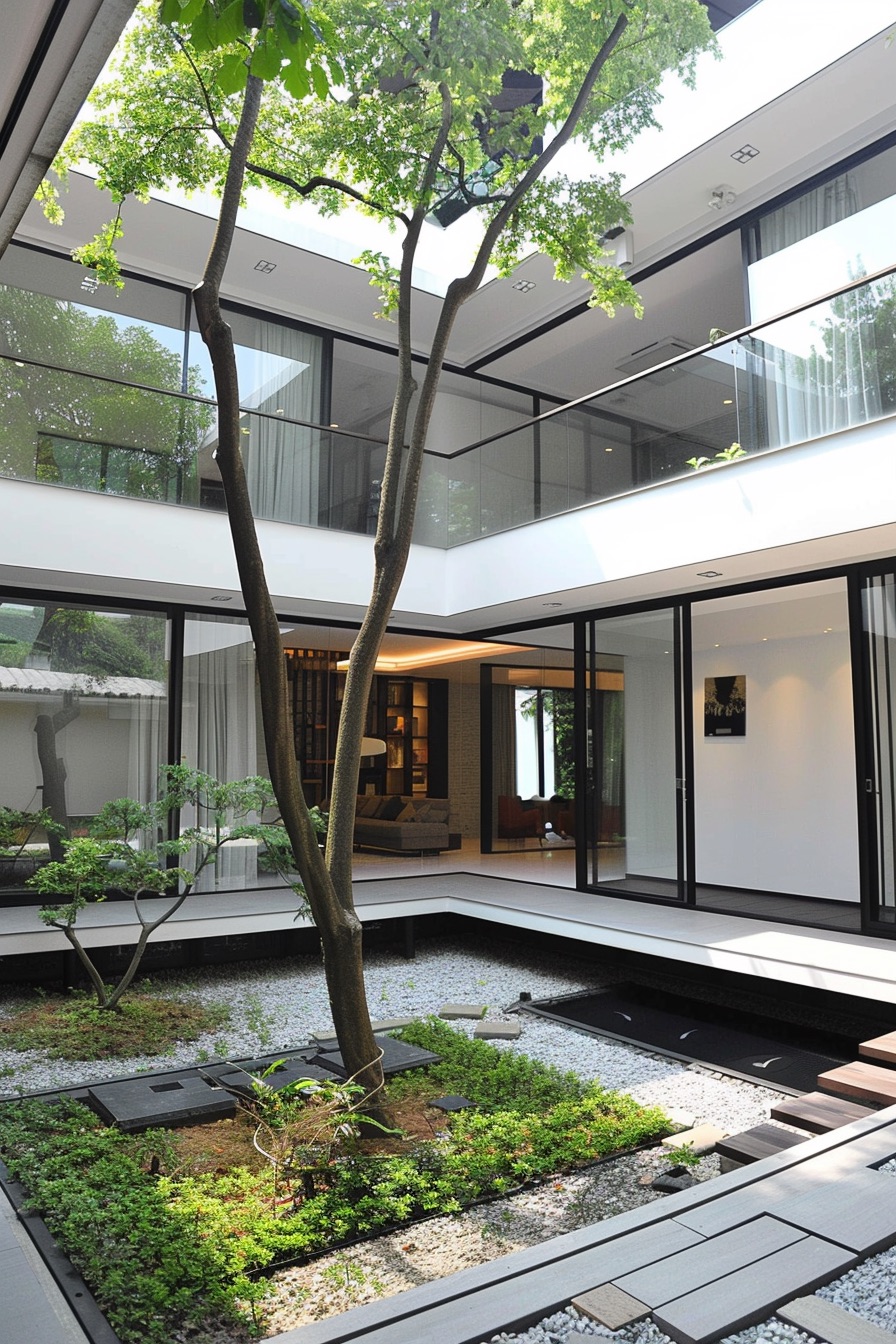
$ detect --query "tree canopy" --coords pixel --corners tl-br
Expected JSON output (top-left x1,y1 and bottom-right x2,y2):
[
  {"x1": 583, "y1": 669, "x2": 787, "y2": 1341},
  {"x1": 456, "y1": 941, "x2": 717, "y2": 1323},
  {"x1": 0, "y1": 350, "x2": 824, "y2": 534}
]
[{"x1": 52, "y1": 0, "x2": 713, "y2": 316}]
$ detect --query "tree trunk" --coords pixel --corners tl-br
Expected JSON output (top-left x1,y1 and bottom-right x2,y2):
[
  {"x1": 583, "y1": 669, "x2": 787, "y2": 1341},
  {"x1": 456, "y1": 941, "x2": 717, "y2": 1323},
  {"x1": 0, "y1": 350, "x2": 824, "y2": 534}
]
[
  {"x1": 34, "y1": 696, "x2": 79, "y2": 860},
  {"x1": 191, "y1": 71, "x2": 385, "y2": 1106}
]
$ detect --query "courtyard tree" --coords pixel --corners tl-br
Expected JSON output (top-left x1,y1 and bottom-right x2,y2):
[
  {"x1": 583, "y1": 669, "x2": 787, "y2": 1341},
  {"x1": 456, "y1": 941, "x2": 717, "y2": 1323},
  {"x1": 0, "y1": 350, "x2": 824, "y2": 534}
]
[{"x1": 46, "y1": 0, "x2": 714, "y2": 1098}]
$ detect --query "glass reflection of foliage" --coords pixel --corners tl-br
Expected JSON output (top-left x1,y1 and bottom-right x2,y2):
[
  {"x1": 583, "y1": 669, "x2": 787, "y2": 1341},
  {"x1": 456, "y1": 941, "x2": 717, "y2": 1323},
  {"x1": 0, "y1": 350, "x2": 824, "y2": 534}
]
[
  {"x1": 808, "y1": 268, "x2": 896, "y2": 416},
  {"x1": 519, "y1": 688, "x2": 576, "y2": 798},
  {"x1": 0, "y1": 285, "x2": 213, "y2": 501},
  {"x1": 0, "y1": 602, "x2": 166, "y2": 680}
]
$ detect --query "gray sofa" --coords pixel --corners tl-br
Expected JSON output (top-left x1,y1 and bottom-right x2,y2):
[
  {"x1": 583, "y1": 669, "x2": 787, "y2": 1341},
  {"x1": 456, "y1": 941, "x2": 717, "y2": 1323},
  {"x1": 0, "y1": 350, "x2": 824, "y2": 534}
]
[{"x1": 352, "y1": 795, "x2": 451, "y2": 854}]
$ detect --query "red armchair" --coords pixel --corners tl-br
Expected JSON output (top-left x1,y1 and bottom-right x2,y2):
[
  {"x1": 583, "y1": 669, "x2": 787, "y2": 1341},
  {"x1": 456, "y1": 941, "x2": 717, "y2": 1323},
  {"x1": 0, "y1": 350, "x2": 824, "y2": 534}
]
[{"x1": 497, "y1": 794, "x2": 544, "y2": 840}]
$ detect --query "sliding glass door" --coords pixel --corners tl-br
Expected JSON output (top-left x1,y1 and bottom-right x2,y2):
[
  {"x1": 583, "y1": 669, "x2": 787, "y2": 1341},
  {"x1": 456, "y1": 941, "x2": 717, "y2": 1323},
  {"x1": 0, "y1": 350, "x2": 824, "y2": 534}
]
[
  {"x1": 859, "y1": 570, "x2": 896, "y2": 926},
  {"x1": 584, "y1": 606, "x2": 690, "y2": 901}
]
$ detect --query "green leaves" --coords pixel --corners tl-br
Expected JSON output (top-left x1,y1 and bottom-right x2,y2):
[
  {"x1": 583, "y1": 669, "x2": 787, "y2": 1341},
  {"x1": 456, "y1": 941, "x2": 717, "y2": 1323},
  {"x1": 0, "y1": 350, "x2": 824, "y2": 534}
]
[{"x1": 71, "y1": 216, "x2": 125, "y2": 291}]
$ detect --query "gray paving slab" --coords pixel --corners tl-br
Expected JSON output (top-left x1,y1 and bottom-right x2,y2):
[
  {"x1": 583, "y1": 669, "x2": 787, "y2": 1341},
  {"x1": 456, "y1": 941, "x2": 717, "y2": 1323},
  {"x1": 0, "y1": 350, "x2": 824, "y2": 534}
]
[
  {"x1": 0, "y1": 1196, "x2": 89, "y2": 1344},
  {"x1": 778, "y1": 1295, "x2": 896, "y2": 1344},
  {"x1": 614, "y1": 1216, "x2": 806, "y2": 1308},
  {"x1": 652, "y1": 1236, "x2": 858, "y2": 1344},
  {"x1": 572, "y1": 1283, "x2": 650, "y2": 1329},
  {"x1": 473, "y1": 1020, "x2": 521, "y2": 1039},
  {"x1": 438, "y1": 1002, "x2": 487, "y2": 1019}
]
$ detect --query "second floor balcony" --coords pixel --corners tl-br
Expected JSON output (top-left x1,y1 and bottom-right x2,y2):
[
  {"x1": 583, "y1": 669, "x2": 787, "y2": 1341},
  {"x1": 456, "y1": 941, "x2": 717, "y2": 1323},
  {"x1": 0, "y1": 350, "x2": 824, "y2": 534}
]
[{"x1": 2, "y1": 260, "x2": 895, "y2": 551}]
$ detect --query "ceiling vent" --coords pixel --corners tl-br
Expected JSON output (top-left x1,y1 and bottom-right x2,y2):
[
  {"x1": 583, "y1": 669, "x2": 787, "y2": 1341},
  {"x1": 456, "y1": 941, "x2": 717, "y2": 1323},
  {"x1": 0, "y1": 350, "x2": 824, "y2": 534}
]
[{"x1": 616, "y1": 336, "x2": 694, "y2": 385}]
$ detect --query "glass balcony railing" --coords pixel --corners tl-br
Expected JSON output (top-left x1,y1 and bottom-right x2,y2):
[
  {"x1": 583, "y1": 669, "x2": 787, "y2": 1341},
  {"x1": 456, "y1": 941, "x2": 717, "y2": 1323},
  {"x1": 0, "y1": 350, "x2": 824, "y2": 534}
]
[
  {"x1": 3, "y1": 263, "x2": 895, "y2": 547},
  {"x1": 416, "y1": 262, "x2": 896, "y2": 545},
  {"x1": 0, "y1": 353, "x2": 386, "y2": 533}
]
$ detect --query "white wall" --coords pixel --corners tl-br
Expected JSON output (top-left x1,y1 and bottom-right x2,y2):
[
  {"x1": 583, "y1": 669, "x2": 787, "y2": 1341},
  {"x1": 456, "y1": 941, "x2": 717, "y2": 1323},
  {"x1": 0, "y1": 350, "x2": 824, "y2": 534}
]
[
  {"x1": 693, "y1": 630, "x2": 860, "y2": 900},
  {"x1": 0, "y1": 699, "x2": 133, "y2": 815},
  {"x1": 4, "y1": 417, "x2": 896, "y2": 625}
]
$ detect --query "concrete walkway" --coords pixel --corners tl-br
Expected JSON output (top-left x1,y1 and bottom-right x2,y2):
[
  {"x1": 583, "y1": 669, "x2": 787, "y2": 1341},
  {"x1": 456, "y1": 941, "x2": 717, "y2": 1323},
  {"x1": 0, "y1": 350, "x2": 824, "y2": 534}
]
[
  {"x1": 4, "y1": 871, "x2": 896, "y2": 1005},
  {"x1": 0, "y1": 1176, "x2": 90, "y2": 1343}
]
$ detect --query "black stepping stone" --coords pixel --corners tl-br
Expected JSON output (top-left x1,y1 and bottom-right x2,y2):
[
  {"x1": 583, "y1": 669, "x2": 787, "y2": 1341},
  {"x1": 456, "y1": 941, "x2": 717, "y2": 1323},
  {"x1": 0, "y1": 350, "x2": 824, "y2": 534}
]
[
  {"x1": 200, "y1": 1058, "x2": 339, "y2": 1101},
  {"x1": 650, "y1": 1165, "x2": 700, "y2": 1193},
  {"x1": 88, "y1": 1072, "x2": 237, "y2": 1131},
  {"x1": 428, "y1": 1095, "x2": 475, "y2": 1112},
  {"x1": 310, "y1": 1036, "x2": 440, "y2": 1077}
]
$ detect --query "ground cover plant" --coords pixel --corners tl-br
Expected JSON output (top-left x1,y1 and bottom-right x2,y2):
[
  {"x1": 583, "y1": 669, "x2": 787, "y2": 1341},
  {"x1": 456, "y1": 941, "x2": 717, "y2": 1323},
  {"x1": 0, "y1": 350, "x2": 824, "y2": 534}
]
[
  {"x1": 0, "y1": 1020, "x2": 669, "y2": 1343},
  {"x1": 0, "y1": 989, "x2": 229, "y2": 1059}
]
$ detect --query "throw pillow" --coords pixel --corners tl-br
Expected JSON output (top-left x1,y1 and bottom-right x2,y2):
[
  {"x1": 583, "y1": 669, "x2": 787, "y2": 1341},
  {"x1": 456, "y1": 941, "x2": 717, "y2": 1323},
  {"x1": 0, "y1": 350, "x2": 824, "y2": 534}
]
[
  {"x1": 378, "y1": 795, "x2": 405, "y2": 821},
  {"x1": 356, "y1": 795, "x2": 380, "y2": 817},
  {"x1": 395, "y1": 802, "x2": 417, "y2": 823}
]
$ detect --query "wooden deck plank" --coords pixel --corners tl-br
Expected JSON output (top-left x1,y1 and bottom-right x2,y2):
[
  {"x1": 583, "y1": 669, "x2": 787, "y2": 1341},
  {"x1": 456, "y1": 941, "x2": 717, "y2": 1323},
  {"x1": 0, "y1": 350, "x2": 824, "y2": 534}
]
[
  {"x1": 675, "y1": 1161, "x2": 896, "y2": 1243},
  {"x1": 819, "y1": 1062, "x2": 896, "y2": 1105},
  {"x1": 613, "y1": 1216, "x2": 805, "y2": 1308},
  {"x1": 777, "y1": 1295, "x2": 896, "y2": 1344},
  {"x1": 715, "y1": 1124, "x2": 806, "y2": 1165},
  {"x1": 859, "y1": 1032, "x2": 896, "y2": 1066},
  {"x1": 770, "y1": 1092, "x2": 876, "y2": 1134},
  {"x1": 652, "y1": 1237, "x2": 857, "y2": 1344}
]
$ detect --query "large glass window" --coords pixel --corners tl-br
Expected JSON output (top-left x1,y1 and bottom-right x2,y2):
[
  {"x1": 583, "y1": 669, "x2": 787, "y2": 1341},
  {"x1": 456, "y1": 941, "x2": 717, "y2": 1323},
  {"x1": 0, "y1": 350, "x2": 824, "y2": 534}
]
[
  {"x1": 190, "y1": 308, "x2": 325, "y2": 524},
  {"x1": 180, "y1": 613, "x2": 264, "y2": 891},
  {"x1": 487, "y1": 658, "x2": 575, "y2": 852},
  {"x1": 745, "y1": 146, "x2": 896, "y2": 452},
  {"x1": 0, "y1": 245, "x2": 207, "y2": 504},
  {"x1": 859, "y1": 570, "x2": 896, "y2": 924},
  {"x1": 585, "y1": 608, "x2": 685, "y2": 899},
  {"x1": 0, "y1": 597, "x2": 168, "y2": 877}
]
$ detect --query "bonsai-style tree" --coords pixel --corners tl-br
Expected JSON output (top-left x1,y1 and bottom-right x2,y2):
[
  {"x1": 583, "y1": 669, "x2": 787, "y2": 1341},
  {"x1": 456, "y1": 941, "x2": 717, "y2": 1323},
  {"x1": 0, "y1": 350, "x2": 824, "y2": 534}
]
[
  {"x1": 29, "y1": 766, "x2": 301, "y2": 1010},
  {"x1": 46, "y1": 0, "x2": 714, "y2": 1097}
]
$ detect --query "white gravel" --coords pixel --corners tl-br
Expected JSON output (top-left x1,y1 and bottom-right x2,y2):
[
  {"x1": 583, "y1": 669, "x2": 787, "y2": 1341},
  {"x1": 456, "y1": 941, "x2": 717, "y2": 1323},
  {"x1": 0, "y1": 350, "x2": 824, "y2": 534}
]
[{"x1": 0, "y1": 935, "x2": 878, "y2": 1341}]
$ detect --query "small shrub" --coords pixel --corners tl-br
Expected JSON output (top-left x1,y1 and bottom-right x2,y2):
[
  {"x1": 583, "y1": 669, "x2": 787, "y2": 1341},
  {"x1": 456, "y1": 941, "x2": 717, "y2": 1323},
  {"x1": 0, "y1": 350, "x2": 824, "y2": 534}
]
[
  {"x1": 394, "y1": 1016, "x2": 587, "y2": 1112},
  {"x1": 0, "y1": 1099, "x2": 265, "y2": 1344}
]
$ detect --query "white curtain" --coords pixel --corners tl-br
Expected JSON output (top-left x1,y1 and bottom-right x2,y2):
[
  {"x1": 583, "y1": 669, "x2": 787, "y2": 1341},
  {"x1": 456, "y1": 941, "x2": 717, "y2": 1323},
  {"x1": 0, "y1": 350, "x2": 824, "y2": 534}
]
[
  {"x1": 126, "y1": 691, "x2": 167, "y2": 807},
  {"x1": 753, "y1": 173, "x2": 882, "y2": 448},
  {"x1": 239, "y1": 318, "x2": 323, "y2": 525},
  {"x1": 181, "y1": 624, "x2": 259, "y2": 889}
]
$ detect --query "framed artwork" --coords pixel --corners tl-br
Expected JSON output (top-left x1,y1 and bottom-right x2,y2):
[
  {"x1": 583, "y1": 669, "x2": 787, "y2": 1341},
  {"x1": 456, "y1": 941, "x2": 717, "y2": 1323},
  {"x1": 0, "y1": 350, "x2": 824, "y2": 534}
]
[{"x1": 704, "y1": 675, "x2": 746, "y2": 737}]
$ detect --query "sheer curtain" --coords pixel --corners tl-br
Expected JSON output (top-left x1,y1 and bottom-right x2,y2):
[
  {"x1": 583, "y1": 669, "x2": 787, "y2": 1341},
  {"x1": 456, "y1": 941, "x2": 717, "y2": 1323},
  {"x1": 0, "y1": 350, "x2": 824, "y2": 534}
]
[
  {"x1": 752, "y1": 172, "x2": 882, "y2": 447},
  {"x1": 492, "y1": 684, "x2": 518, "y2": 823},
  {"x1": 238, "y1": 319, "x2": 323, "y2": 526},
  {"x1": 181, "y1": 619, "x2": 259, "y2": 890},
  {"x1": 126, "y1": 688, "x2": 167, "y2": 809}
]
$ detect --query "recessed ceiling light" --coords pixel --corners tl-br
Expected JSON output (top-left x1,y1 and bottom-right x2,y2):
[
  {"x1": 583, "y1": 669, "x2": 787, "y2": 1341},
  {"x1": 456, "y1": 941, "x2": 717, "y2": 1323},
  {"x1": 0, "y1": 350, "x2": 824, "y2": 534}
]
[
  {"x1": 210, "y1": 595, "x2": 233, "y2": 602},
  {"x1": 731, "y1": 143, "x2": 760, "y2": 164},
  {"x1": 697, "y1": 569, "x2": 723, "y2": 578},
  {"x1": 512, "y1": 279, "x2": 537, "y2": 293},
  {"x1": 254, "y1": 259, "x2": 277, "y2": 273},
  {"x1": 714, "y1": 643, "x2": 720, "y2": 648},
  {"x1": 605, "y1": 446, "x2": 614, "y2": 452},
  {"x1": 723, "y1": 398, "x2": 733, "y2": 405},
  {"x1": 542, "y1": 601, "x2": 562, "y2": 607}
]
